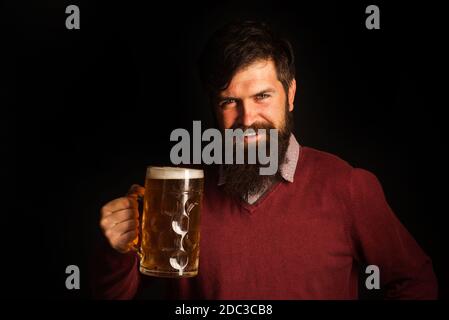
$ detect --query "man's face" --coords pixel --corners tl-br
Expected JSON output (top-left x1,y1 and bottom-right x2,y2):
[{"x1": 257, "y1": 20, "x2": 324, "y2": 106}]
[
  {"x1": 215, "y1": 59, "x2": 297, "y2": 198},
  {"x1": 215, "y1": 59, "x2": 296, "y2": 138}
]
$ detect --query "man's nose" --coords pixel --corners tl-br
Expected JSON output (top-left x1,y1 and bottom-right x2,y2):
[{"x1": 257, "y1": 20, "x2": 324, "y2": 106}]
[{"x1": 238, "y1": 101, "x2": 258, "y2": 128}]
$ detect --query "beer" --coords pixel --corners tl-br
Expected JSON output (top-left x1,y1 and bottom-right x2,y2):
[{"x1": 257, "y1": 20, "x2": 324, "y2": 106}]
[{"x1": 138, "y1": 167, "x2": 204, "y2": 278}]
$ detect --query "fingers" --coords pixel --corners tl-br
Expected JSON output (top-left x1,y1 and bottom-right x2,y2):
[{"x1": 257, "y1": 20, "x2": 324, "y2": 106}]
[
  {"x1": 104, "y1": 218, "x2": 138, "y2": 240},
  {"x1": 101, "y1": 196, "x2": 137, "y2": 218},
  {"x1": 113, "y1": 219, "x2": 138, "y2": 235},
  {"x1": 102, "y1": 215, "x2": 139, "y2": 253},
  {"x1": 112, "y1": 230, "x2": 138, "y2": 253},
  {"x1": 100, "y1": 208, "x2": 138, "y2": 231},
  {"x1": 99, "y1": 184, "x2": 145, "y2": 254}
]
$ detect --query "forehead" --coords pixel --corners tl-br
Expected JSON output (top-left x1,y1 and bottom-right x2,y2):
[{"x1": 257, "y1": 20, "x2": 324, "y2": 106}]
[{"x1": 221, "y1": 59, "x2": 280, "y2": 97}]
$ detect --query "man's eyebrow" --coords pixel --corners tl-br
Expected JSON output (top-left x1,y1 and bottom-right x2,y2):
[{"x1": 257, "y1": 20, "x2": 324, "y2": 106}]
[
  {"x1": 251, "y1": 88, "x2": 276, "y2": 97},
  {"x1": 217, "y1": 95, "x2": 239, "y2": 102},
  {"x1": 218, "y1": 88, "x2": 276, "y2": 101}
]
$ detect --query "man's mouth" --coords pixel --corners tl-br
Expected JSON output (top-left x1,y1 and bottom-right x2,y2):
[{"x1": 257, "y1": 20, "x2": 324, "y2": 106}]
[
  {"x1": 243, "y1": 130, "x2": 267, "y2": 144},
  {"x1": 243, "y1": 130, "x2": 257, "y2": 142}
]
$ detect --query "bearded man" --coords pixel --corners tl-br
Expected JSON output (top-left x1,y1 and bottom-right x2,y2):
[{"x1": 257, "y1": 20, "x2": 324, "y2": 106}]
[{"x1": 93, "y1": 21, "x2": 437, "y2": 299}]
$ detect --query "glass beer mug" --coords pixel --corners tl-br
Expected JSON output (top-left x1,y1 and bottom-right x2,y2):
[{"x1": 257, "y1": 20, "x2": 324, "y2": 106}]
[{"x1": 133, "y1": 166, "x2": 204, "y2": 278}]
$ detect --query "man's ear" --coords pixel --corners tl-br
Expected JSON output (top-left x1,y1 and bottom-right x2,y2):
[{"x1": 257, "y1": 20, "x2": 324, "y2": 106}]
[{"x1": 288, "y1": 79, "x2": 296, "y2": 112}]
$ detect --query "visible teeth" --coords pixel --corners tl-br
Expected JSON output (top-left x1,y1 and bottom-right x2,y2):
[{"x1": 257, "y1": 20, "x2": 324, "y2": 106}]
[{"x1": 244, "y1": 131, "x2": 256, "y2": 137}]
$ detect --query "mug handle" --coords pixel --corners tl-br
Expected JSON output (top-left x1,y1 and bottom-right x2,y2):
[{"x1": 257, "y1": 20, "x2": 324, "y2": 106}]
[{"x1": 127, "y1": 185, "x2": 144, "y2": 260}]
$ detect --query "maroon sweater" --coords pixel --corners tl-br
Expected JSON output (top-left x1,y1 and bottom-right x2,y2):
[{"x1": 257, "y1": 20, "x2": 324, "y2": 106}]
[{"x1": 92, "y1": 147, "x2": 438, "y2": 299}]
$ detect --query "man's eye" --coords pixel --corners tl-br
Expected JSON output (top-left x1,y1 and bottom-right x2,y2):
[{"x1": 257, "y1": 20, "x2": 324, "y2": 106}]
[
  {"x1": 256, "y1": 93, "x2": 270, "y2": 100},
  {"x1": 220, "y1": 99, "x2": 236, "y2": 108}
]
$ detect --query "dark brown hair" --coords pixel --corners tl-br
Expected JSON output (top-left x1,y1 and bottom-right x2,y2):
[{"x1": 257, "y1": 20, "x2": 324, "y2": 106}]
[{"x1": 198, "y1": 20, "x2": 295, "y2": 101}]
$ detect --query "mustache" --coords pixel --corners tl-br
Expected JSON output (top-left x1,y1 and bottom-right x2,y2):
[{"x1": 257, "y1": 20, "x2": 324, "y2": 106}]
[{"x1": 230, "y1": 122, "x2": 276, "y2": 131}]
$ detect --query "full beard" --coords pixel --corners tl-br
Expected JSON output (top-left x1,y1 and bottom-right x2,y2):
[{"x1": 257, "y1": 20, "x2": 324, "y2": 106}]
[{"x1": 221, "y1": 106, "x2": 294, "y2": 199}]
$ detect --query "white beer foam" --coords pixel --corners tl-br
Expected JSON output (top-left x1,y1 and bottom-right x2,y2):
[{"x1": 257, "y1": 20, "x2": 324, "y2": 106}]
[{"x1": 147, "y1": 166, "x2": 204, "y2": 180}]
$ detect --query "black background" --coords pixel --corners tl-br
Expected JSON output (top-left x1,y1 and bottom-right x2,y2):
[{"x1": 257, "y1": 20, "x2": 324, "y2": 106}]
[{"x1": 3, "y1": 0, "x2": 446, "y2": 299}]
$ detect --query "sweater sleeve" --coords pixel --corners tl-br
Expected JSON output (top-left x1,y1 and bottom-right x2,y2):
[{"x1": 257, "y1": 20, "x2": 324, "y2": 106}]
[
  {"x1": 348, "y1": 168, "x2": 438, "y2": 299},
  {"x1": 90, "y1": 237, "x2": 141, "y2": 299}
]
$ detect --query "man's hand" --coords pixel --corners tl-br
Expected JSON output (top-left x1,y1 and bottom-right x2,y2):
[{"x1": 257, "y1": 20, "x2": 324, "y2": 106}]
[{"x1": 100, "y1": 184, "x2": 145, "y2": 253}]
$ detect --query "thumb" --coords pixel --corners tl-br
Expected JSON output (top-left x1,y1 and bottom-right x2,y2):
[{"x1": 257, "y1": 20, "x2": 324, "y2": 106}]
[{"x1": 127, "y1": 184, "x2": 145, "y2": 198}]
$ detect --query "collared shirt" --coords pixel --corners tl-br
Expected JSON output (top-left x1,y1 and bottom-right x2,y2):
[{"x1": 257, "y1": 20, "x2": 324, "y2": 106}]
[{"x1": 217, "y1": 134, "x2": 301, "y2": 204}]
